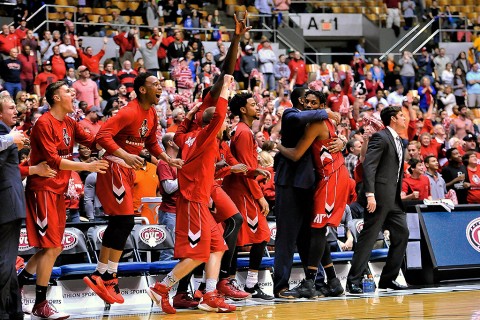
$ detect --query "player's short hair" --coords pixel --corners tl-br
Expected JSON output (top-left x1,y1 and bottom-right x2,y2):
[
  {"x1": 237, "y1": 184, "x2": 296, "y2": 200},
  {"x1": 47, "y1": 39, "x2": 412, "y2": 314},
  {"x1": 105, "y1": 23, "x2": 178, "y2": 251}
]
[
  {"x1": 202, "y1": 107, "x2": 216, "y2": 125},
  {"x1": 133, "y1": 72, "x2": 154, "y2": 97},
  {"x1": 45, "y1": 81, "x2": 67, "y2": 106},
  {"x1": 162, "y1": 132, "x2": 175, "y2": 149},
  {"x1": 380, "y1": 106, "x2": 401, "y2": 127},
  {"x1": 291, "y1": 87, "x2": 305, "y2": 109},
  {"x1": 229, "y1": 92, "x2": 253, "y2": 117},
  {"x1": 305, "y1": 89, "x2": 327, "y2": 104}
]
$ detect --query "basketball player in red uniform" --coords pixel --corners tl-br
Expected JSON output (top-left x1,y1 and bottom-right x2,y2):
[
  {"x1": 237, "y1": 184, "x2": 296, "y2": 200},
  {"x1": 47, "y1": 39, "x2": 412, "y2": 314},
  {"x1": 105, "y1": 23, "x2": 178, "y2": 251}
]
[
  {"x1": 222, "y1": 93, "x2": 273, "y2": 300},
  {"x1": 20, "y1": 81, "x2": 109, "y2": 319},
  {"x1": 173, "y1": 14, "x2": 254, "y2": 301},
  {"x1": 148, "y1": 76, "x2": 235, "y2": 314},
  {"x1": 277, "y1": 90, "x2": 349, "y2": 298},
  {"x1": 83, "y1": 73, "x2": 183, "y2": 304}
]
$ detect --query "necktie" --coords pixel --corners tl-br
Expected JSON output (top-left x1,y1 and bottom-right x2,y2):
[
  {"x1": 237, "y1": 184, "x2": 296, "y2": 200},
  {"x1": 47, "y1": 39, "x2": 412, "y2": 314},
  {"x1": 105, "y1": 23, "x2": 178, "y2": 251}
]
[
  {"x1": 396, "y1": 136, "x2": 403, "y2": 181},
  {"x1": 395, "y1": 136, "x2": 403, "y2": 164}
]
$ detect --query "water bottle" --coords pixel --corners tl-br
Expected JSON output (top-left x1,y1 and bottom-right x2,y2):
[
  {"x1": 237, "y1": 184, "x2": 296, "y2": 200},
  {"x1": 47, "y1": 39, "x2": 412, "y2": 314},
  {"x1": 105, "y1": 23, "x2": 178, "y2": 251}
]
[
  {"x1": 362, "y1": 275, "x2": 375, "y2": 293},
  {"x1": 367, "y1": 275, "x2": 375, "y2": 293}
]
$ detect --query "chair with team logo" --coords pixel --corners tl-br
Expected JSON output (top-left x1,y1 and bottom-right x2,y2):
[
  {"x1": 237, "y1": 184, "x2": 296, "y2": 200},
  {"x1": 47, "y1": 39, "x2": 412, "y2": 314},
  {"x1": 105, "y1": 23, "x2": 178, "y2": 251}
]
[
  {"x1": 17, "y1": 227, "x2": 62, "y2": 280},
  {"x1": 130, "y1": 224, "x2": 178, "y2": 274},
  {"x1": 57, "y1": 227, "x2": 97, "y2": 279},
  {"x1": 347, "y1": 219, "x2": 389, "y2": 260},
  {"x1": 86, "y1": 225, "x2": 150, "y2": 275}
]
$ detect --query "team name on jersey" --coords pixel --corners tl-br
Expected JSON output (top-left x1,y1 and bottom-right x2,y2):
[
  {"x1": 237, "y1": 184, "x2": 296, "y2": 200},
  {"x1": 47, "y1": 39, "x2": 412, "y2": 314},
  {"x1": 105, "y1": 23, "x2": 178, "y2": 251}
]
[
  {"x1": 185, "y1": 136, "x2": 196, "y2": 147},
  {"x1": 126, "y1": 136, "x2": 146, "y2": 147},
  {"x1": 313, "y1": 213, "x2": 327, "y2": 224},
  {"x1": 58, "y1": 149, "x2": 72, "y2": 159}
]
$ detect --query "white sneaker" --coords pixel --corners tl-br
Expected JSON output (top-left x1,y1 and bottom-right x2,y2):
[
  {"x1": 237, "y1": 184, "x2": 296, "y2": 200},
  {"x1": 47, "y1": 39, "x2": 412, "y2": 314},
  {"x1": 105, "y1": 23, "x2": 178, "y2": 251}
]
[{"x1": 31, "y1": 300, "x2": 69, "y2": 320}]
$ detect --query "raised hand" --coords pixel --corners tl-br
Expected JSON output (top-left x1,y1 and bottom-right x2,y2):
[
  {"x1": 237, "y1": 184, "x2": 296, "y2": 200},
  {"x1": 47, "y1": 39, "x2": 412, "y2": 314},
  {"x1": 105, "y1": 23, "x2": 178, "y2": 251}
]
[{"x1": 234, "y1": 12, "x2": 252, "y2": 36}]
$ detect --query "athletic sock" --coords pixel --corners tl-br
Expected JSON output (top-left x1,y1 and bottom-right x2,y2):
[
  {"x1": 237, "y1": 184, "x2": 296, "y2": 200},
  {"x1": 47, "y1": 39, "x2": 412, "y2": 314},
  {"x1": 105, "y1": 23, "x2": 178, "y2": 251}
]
[
  {"x1": 205, "y1": 279, "x2": 217, "y2": 293},
  {"x1": 245, "y1": 270, "x2": 258, "y2": 289},
  {"x1": 95, "y1": 262, "x2": 108, "y2": 275},
  {"x1": 306, "y1": 268, "x2": 318, "y2": 281},
  {"x1": 324, "y1": 265, "x2": 337, "y2": 281},
  {"x1": 160, "y1": 272, "x2": 178, "y2": 289},
  {"x1": 107, "y1": 260, "x2": 119, "y2": 275},
  {"x1": 35, "y1": 285, "x2": 48, "y2": 306},
  {"x1": 18, "y1": 269, "x2": 33, "y2": 287}
]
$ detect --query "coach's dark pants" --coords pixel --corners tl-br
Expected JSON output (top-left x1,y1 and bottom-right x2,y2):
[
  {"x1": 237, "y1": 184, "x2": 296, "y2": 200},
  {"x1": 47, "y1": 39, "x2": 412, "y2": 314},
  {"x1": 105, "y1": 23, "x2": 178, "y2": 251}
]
[
  {"x1": 273, "y1": 185, "x2": 313, "y2": 294},
  {"x1": 0, "y1": 219, "x2": 23, "y2": 320}
]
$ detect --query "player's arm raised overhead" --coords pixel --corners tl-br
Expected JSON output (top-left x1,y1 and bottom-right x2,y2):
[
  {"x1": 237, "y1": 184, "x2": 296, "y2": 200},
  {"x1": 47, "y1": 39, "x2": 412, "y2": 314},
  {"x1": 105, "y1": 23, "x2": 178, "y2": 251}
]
[{"x1": 208, "y1": 13, "x2": 251, "y2": 101}]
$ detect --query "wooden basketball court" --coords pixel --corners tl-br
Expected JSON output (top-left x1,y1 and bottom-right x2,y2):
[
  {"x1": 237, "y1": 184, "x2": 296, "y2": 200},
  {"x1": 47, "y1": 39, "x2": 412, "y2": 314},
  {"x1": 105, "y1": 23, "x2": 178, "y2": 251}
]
[{"x1": 61, "y1": 283, "x2": 480, "y2": 319}]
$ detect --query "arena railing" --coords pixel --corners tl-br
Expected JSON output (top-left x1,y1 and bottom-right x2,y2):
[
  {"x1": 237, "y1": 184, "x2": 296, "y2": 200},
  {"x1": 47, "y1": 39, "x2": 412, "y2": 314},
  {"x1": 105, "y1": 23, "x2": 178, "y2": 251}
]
[{"x1": 27, "y1": 4, "x2": 276, "y2": 40}]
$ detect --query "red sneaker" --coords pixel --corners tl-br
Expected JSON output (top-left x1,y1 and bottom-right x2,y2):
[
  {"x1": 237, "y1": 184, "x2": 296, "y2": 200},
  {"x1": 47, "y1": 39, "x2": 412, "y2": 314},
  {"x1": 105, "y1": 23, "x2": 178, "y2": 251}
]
[
  {"x1": 103, "y1": 275, "x2": 124, "y2": 304},
  {"x1": 31, "y1": 300, "x2": 69, "y2": 320},
  {"x1": 172, "y1": 292, "x2": 199, "y2": 309},
  {"x1": 217, "y1": 278, "x2": 251, "y2": 300},
  {"x1": 194, "y1": 288, "x2": 205, "y2": 300},
  {"x1": 83, "y1": 274, "x2": 116, "y2": 304},
  {"x1": 148, "y1": 282, "x2": 176, "y2": 314},
  {"x1": 198, "y1": 290, "x2": 236, "y2": 313}
]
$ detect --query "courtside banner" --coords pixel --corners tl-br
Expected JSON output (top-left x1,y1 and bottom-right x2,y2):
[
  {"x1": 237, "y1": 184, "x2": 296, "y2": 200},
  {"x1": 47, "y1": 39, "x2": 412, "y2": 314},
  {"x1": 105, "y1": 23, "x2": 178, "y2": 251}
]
[{"x1": 419, "y1": 211, "x2": 480, "y2": 269}]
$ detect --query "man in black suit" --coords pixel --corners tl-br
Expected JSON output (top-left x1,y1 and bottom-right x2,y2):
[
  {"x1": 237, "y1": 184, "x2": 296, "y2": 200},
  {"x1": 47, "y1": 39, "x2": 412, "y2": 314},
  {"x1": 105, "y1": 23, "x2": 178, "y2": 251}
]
[
  {"x1": 273, "y1": 88, "x2": 341, "y2": 298},
  {"x1": 347, "y1": 106, "x2": 410, "y2": 293},
  {"x1": 0, "y1": 96, "x2": 27, "y2": 319}
]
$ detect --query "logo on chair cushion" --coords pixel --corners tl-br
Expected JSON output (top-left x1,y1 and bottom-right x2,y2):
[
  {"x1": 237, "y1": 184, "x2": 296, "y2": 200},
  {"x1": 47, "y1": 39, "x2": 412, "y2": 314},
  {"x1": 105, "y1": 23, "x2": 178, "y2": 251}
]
[
  {"x1": 356, "y1": 221, "x2": 364, "y2": 233},
  {"x1": 97, "y1": 227, "x2": 106, "y2": 242},
  {"x1": 466, "y1": 217, "x2": 480, "y2": 253},
  {"x1": 62, "y1": 230, "x2": 78, "y2": 250},
  {"x1": 18, "y1": 229, "x2": 33, "y2": 252},
  {"x1": 140, "y1": 226, "x2": 166, "y2": 248},
  {"x1": 269, "y1": 225, "x2": 276, "y2": 241}
]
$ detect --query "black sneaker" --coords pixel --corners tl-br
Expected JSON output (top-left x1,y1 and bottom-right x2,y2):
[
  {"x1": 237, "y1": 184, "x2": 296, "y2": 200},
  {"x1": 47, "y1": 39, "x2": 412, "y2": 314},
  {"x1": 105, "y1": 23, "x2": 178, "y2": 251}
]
[
  {"x1": 328, "y1": 278, "x2": 345, "y2": 297},
  {"x1": 315, "y1": 282, "x2": 331, "y2": 298},
  {"x1": 295, "y1": 279, "x2": 317, "y2": 299},
  {"x1": 274, "y1": 287, "x2": 300, "y2": 299},
  {"x1": 244, "y1": 284, "x2": 274, "y2": 300}
]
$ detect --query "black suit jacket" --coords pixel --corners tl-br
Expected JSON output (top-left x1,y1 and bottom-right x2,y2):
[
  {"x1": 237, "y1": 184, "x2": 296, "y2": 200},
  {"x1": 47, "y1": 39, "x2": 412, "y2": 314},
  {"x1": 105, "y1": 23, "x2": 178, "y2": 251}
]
[
  {"x1": 359, "y1": 128, "x2": 405, "y2": 210},
  {"x1": 0, "y1": 121, "x2": 26, "y2": 224},
  {"x1": 274, "y1": 108, "x2": 328, "y2": 189}
]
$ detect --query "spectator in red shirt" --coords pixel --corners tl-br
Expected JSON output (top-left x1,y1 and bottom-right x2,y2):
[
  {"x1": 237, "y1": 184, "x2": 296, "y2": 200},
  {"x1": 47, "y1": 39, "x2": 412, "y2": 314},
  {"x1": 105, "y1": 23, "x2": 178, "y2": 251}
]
[
  {"x1": 113, "y1": 30, "x2": 136, "y2": 65},
  {"x1": 402, "y1": 158, "x2": 432, "y2": 201},
  {"x1": 18, "y1": 45, "x2": 38, "y2": 94},
  {"x1": 34, "y1": 61, "x2": 58, "y2": 97},
  {"x1": 419, "y1": 132, "x2": 440, "y2": 159},
  {"x1": 0, "y1": 24, "x2": 19, "y2": 57},
  {"x1": 51, "y1": 45, "x2": 67, "y2": 80},
  {"x1": 14, "y1": 19, "x2": 28, "y2": 42},
  {"x1": 75, "y1": 36, "x2": 107, "y2": 77},
  {"x1": 350, "y1": 51, "x2": 366, "y2": 82},
  {"x1": 288, "y1": 51, "x2": 308, "y2": 88},
  {"x1": 463, "y1": 151, "x2": 480, "y2": 204},
  {"x1": 150, "y1": 26, "x2": 173, "y2": 71}
]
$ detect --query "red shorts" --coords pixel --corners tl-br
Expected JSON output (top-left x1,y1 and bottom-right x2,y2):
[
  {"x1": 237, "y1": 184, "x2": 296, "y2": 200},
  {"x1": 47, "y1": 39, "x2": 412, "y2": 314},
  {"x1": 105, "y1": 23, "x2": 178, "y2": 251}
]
[
  {"x1": 312, "y1": 166, "x2": 350, "y2": 228},
  {"x1": 211, "y1": 182, "x2": 238, "y2": 223},
  {"x1": 174, "y1": 196, "x2": 228, "y2": 263},
  {"x1": 25, "y1": 190, "x2": 66, "y2": 248},
  {"x1": 228, "y1": 191, "x2": 270, "y2": 246},
  {"x1": 96, "y1": 161, "x2": 135, "y2": 215}
]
